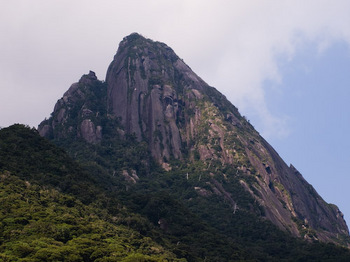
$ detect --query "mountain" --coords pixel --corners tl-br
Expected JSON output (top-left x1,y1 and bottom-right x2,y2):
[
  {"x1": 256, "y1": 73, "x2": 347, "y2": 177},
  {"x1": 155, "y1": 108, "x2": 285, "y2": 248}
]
[{"x1": 31, "y1": 33, "x2": 350, "y2": 259}]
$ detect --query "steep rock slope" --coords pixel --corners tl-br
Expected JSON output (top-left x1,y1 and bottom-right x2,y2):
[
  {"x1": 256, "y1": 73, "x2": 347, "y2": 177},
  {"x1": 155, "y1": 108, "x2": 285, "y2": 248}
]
[{"x1": 39, "y1": 33, "x2": 349, "y2": 244}]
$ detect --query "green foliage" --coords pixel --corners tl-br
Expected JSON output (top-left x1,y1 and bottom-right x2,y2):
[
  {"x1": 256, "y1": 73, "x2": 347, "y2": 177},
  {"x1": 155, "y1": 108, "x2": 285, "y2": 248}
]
[
  {"x1": 0, "y1": 125, "x2": 184, "y2": 261},
  {"x1": 2, "y1": 123, "x2": 350, "y2": 261},
  {"x1": 0, "y1": 173, "x2": 181, "y2": 261},
  {"x1": 0, "y1": 124, "x2": 102, "y2": 205}
]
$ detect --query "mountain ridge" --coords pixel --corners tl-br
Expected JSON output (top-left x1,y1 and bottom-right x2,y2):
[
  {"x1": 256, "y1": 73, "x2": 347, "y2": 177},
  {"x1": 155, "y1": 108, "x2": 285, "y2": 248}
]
[{"x1": 38, "y1": 33, "x2": 349, "y2": 246}]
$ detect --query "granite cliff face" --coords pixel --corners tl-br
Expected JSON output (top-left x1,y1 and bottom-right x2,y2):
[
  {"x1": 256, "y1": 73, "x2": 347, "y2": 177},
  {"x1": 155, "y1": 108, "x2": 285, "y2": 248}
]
[
  {"x1": 106, "y1": 33, "x2": 209, "y2": 163},
  {"x1": 39, "y1": 33, "x2": 349, "y2": 244}
]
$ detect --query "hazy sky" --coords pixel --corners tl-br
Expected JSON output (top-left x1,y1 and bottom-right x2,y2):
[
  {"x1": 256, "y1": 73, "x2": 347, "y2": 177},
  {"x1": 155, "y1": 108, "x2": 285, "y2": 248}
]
[{"x1": 1, "y1": 1, "x2": 350, "y2": 222}]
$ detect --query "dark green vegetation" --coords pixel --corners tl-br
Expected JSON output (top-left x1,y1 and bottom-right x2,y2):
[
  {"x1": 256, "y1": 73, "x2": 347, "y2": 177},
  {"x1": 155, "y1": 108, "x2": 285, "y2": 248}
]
[
  {"x1": 0, "y1": 125, "x2": 184, "y2": 261},
  {"x1": 1, "y1": 124, "x2": 350, "y2": 261}
]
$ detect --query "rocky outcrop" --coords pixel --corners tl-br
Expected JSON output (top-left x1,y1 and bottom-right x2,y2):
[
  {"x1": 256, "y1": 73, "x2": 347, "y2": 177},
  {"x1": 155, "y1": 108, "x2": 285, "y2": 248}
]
[
  {"x1": 80, "y1": 119, "x2": 102, "y2": 144},
  {"x1": 38, "y1": 71, "x2": 105, "y2": 144}
]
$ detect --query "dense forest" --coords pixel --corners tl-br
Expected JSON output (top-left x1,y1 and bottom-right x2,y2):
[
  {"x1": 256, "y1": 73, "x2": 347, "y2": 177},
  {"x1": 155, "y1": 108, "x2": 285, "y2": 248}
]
[{"x1": 1, "y1": 124, "x2": 350, "y2": 261}]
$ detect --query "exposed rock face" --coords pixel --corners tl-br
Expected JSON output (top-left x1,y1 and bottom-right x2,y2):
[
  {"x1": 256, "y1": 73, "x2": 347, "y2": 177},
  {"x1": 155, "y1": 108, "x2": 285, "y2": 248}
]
[
  {"x1": 80, "y1": 119, "x2": 102, "y2": 144},
  {"x1": 38, "y1": 33, "x2": 349, "y2": 244},
  {"x1": 106, "y1": 33, "x2": 209, "y2": 162},
  {"x1": 38, "y1": 71, "x2": 105, "y2": 144}
]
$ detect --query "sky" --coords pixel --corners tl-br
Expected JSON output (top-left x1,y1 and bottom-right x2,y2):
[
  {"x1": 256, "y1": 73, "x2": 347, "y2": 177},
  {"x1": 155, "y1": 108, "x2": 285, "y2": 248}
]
[{"x1": 1, "y1": 1, "x2": 350, "y2": 223}]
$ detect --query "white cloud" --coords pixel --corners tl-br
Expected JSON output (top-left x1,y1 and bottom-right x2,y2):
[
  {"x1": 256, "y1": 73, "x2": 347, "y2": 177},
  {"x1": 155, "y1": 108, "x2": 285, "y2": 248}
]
[
  {"x1": 1, "y1": 0, "x2": 350, "y2": 136},
  {"x1": 155, "y1": 0, "x2": 350, "y2": 138}
]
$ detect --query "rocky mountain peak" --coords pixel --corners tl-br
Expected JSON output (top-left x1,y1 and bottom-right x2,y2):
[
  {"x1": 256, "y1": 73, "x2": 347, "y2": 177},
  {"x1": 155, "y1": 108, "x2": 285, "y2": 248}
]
[
  {"x1": 106, "y1": 33, "x2": 208, "y2": 164},
  {"x1": 38, "y1": 33, "x2": 349, "y2": 245}
]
